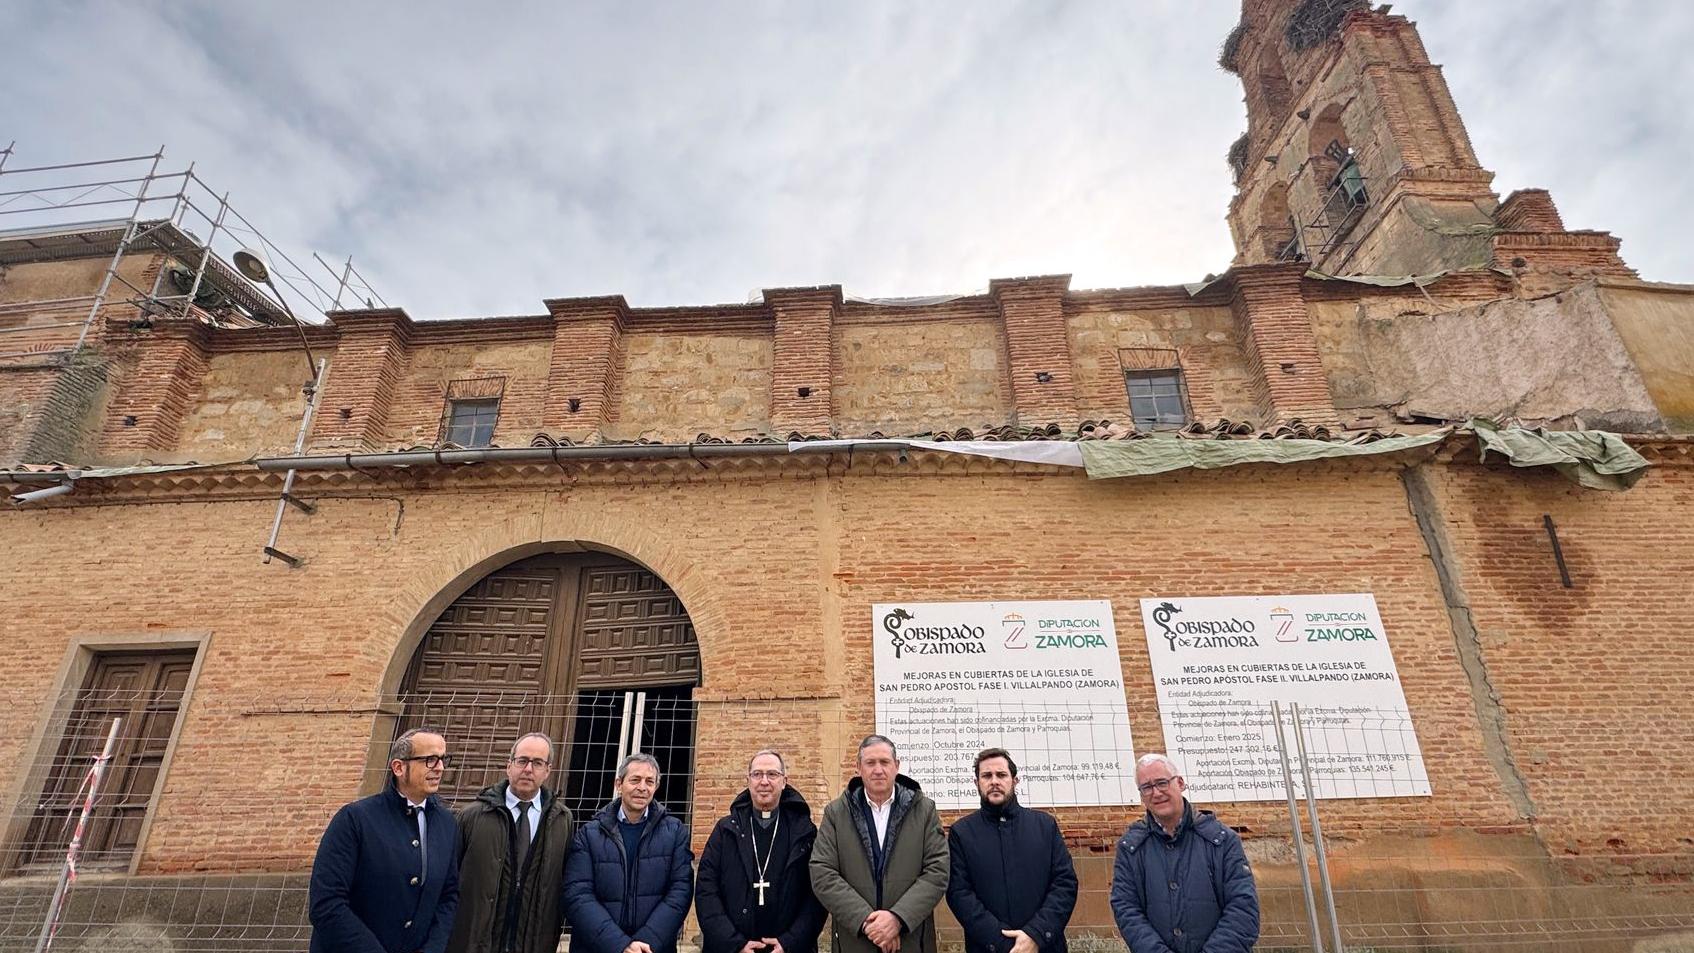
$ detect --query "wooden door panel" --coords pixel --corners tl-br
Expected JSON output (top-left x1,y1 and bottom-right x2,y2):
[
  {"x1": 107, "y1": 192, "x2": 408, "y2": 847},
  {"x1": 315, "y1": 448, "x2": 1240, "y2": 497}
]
[
  {"x1": 576, "y1": 568, "x2": 698, "y2": 688},
  {"x1": 399, "y1": 567, "x2": 561, "y2": 803},
  {"x1": 398, "y1": 556, "x2": 701, "y2": 810},
  {"x1": 15, "y1": 649, "x2": 194, "y2": 871}
]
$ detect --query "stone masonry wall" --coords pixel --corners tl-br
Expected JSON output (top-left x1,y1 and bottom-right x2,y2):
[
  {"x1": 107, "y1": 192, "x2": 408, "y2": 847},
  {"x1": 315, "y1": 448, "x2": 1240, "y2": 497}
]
[{"x1": 833, "y1": 318, "x2": 1010, "y2": 435}]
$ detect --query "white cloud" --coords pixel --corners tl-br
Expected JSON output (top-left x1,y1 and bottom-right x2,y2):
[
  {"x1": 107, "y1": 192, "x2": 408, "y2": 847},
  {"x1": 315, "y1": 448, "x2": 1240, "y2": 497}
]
[{"x1": 2, "y1": 0, "x2": 1687, "y2": 316}]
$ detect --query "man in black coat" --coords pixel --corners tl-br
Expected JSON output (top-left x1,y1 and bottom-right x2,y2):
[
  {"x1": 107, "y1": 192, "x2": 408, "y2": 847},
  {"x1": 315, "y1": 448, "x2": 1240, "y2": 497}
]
[
  {"x1": 945, "y1": 748, "x2": 1077, "y2": 953},
  {"x1": 697, "y1": 749, "x2": 827, "y2": 953},
  {"x1": 309, "y1": 727, "x2": 461, "y2": 953}
]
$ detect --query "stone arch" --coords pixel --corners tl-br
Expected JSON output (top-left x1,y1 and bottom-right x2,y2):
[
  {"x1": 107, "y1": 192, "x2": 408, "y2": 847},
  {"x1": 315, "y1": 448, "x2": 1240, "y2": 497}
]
[
  {"x1": 359, "y1": 514, "x2": 725, "y2": 813},
  {"x1": 1256, "y1": 181, "x2": 1296, "y2": 259},
  {"x1": 373, "y1": 513, "x2": 725, "y2": 699},
  {"x1": 1306, "y1": 101, "x2": 1350, "y2": 162}
]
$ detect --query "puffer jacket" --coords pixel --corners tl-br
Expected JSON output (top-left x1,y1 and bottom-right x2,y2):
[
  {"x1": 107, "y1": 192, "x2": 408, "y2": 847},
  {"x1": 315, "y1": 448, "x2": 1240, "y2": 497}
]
[
  {"x1": 560, "y1": 799, "x2": 694, "y2": 953},
  {"x1": 1109, "y1": 802, "x2": 1259, "y2": 953}
]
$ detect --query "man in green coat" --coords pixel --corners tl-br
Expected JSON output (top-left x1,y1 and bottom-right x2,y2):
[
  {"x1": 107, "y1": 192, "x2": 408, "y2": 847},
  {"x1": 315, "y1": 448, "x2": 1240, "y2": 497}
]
[
  {"x1": 810, "y1": 735, "x2": 949, "y2": 953},
  {"x1": 448, "y1": 732, "x2": 575, "y2": 953}
]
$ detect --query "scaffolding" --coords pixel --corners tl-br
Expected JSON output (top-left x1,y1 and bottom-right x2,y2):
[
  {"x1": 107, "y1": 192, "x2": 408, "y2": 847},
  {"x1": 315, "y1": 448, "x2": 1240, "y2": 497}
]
[
  {"x1": 1278, "y1": 141, "x2": 1371, "y2": 268},
  {"x1": 0, "y1": 143, "x2": 385, "y2": 365}
]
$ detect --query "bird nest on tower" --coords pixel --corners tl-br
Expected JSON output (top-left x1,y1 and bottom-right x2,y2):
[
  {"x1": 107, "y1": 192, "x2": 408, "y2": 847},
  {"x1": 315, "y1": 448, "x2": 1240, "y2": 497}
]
[
  {"x1": 1285, "y1": 0, "x2": 1368, "y2": 51},
  {"x1": 1218, "y1": 18, "x2": 1248, "y2": 74},
  {"x1": 1227, "y1": 133, "x2": 1251, "y2": 184}
]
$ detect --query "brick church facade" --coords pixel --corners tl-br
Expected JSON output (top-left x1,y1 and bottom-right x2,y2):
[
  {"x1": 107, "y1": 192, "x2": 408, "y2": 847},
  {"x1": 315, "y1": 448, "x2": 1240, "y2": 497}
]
[{"x1": 2, "y1": 2, "x2": 1692, "y2": 950}]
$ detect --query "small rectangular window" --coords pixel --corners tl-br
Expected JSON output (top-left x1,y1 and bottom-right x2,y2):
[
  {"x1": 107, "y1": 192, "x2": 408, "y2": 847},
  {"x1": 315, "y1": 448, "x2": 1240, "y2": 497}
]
[
  {"x1": 1126, "y1": 369, "x2": 1189, "y2": 431},
  {"x1": 443, "y1": 398, "x2": 500, "y2": 448}
]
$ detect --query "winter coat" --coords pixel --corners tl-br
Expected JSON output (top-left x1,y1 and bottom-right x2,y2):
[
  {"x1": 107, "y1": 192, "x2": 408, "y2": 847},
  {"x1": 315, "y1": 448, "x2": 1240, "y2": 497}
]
[
  {"x1": 560, "y1": 799, "x2": 695, "y2": 953},
  {"x1": 1109, "y1": 802, "x2": 1259, "y2": 953},
  {"x1": 696, "y1": 786, "x2": 828, "y2": 953},
  {"x1": 945, "y1": 800, "x2": 1078, "y2": 953},
  {"x1": 810, "y1": 775, "x2": 949, "y2": 953},
  {"x1": 447, "y1": 782, "x2": 576, "y2": 953},
  {"x1": 309, "y1": 784, "x2": 461, "y2": 953}
]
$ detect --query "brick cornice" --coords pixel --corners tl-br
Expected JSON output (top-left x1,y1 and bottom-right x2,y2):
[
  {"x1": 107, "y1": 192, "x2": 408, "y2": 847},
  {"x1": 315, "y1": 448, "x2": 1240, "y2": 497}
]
[
  {"x1": 762, "y1": 285, "x2": 844, "y2": 309},
  {"x1": 325, "y1": 307, "x2": 415, "y2": 342},
  {"x1": 544, "y1": 295, "x2": 631, "y2": 328},
  {"x1": 988, "y1": 275, "x2": 1072, "y2": 299}
]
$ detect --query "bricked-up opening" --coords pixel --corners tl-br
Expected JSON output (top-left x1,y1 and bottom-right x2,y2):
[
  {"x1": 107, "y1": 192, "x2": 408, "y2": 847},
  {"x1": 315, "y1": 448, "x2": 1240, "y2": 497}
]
[
  {"x1": 1258, "y1": 182, "x2": 1298, "y2": 261},
  {"x1": 1252, "y1": 44, "x2": 1294, "y2": 134},
  {"x1": 394, "y1": 553, "x2": 701, "y2": 825},
  {"x1": 8, "y1": 649, "x2": 195, "y2": 874}
]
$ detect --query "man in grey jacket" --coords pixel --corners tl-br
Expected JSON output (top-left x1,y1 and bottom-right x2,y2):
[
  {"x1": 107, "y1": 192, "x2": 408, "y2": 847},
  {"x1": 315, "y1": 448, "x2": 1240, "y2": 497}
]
[{"x1": 810, "y1": 735, "x2": 949, "y2": 953}]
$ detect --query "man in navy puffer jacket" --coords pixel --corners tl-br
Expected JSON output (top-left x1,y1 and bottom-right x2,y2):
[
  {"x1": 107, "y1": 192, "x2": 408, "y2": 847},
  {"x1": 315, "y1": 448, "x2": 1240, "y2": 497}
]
[
  {"x1": 1110, "y1": 753, "x2": 1259, "y2": 953},
  {"x1": 562, "y1": 753, "x2": 695, "y2": 953}
]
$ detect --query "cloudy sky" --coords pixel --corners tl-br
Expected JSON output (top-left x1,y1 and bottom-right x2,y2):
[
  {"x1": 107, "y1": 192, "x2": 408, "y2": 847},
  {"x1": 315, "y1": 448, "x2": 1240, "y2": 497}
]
[{"x1": 4, "y1": 1, "x2": 1690, "y2": 318}]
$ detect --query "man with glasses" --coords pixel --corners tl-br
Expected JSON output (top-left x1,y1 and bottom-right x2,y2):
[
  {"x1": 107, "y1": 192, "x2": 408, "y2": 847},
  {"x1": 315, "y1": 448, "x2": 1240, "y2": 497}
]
[
  {"x1": 310, "y1": 727, "x2": 461, "y2": 953},
  {"x1": 1110, "y1": 753, "x2": 1259, "y2": 953},
  {"x1": 448, "y1": 732, "x2": 576, "y2": 953},
  {"x1": 697, "y1": 749, "x2": 827, "y2": 953}
]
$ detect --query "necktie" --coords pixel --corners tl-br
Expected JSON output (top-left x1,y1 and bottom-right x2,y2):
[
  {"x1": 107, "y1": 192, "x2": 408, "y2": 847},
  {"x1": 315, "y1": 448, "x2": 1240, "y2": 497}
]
[{"x1": 515, "y1": 800, "x2": 533, "y2": 878}]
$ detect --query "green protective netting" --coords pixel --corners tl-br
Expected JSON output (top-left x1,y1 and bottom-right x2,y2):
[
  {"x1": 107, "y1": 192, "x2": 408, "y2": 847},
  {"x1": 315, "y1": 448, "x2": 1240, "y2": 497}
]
[
  {"x1": 1079, "y1": 420, "x2": 1650, "y2": 491},
  {"x1": 1469, "y1": 418, "x2": 1650, "y2": 492},
  {"x1": 1079, "y1": 430, "x2": 1450, "y2": 479}
]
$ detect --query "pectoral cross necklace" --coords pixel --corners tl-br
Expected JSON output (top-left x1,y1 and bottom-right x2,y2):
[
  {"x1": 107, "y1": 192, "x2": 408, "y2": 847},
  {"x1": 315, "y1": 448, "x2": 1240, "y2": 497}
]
[{"x1": 751, "y1": 811, "x2": 780, "y2": 906}]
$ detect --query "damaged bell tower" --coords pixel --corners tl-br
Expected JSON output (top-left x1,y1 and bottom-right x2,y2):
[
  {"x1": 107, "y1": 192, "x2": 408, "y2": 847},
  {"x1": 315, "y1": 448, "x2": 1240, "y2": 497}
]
[{"x1": 1221, "y1": 0, "x2": 1635, "y2": 292}]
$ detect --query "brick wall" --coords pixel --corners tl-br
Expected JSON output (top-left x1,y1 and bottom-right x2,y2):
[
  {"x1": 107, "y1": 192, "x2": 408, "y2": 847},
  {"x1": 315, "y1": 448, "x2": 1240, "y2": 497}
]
[
  {"x1": 613, "y1": 331, "x2": 772, "y2": 440},
  {"x1": 99, "y1": 320, "x2": 211, "y2": 460},
  {"x1": 1424, "y1": 461, "x2": 1694, "y2": 881},
  {"x1": 4, "y1": 452, "x2": 1689, "y2": 887},
  {"x1": 1066, "y1": 302, "x2": 1257, "y2": 425}
]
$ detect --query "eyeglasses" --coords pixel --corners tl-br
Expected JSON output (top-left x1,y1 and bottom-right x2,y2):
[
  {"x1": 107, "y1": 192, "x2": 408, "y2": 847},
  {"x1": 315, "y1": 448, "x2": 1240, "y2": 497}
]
[
  {"x1": 402, "y1": 754, "x2": 453, "y2": 769},
  {"x1": 1137, "y1": 777, "x2": 1176, "y2": 795},
  {"x1": 748, "y1": 770, "x2": 786, "y2": 781},
  {"x1": 510, "y1": 757, "x2": 551, "y2": 770}
]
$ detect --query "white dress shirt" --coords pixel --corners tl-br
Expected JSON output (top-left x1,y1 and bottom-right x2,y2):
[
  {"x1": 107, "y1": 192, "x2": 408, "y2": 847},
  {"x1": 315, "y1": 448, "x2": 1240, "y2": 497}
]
[
  {"x1": 506, "y1": 787, "x2": 542, "y2": 846},
  {"x1": 865, "y1": 790, "x2": 894, "y2": 846}
]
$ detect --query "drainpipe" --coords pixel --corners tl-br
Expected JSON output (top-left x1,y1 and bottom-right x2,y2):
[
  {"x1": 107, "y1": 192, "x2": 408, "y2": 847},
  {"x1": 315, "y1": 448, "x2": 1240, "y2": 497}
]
[
  {"x1": 252, "y1": 441, "x2": 914, "y2": 472},
  {"x1": 9, "y1": 480, "x2": 75, "y2": 505}
]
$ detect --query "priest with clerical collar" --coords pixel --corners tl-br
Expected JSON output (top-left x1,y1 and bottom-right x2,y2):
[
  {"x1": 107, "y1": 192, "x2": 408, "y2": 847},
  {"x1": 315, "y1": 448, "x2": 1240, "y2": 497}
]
[{"x1": 697, "y1": 749, "x2": 827, "y2": 953}]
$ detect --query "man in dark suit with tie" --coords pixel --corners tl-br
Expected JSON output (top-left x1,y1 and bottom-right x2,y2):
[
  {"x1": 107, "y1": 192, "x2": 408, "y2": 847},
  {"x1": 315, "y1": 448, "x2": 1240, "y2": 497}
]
[
  {"x1": 448, "y1": 732, "x2": 576, "y2": 953},
  {"x1": 310, "y1": 727, "x2": 461, "y2": 953}
]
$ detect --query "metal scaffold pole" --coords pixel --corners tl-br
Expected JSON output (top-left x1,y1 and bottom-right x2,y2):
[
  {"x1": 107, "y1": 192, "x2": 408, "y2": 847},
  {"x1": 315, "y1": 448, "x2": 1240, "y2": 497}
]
[
  {"x1": 1273, "y1": 700, "x2": 1326, "y2": 953},
  {"x1": 71, "y1": 147, "x2": 164, "y2": 355},
  {"x1": 33, "y1": 717, "x2": 123, "y2": 953},
  {"x1": 263, "y1": 357, "x2": 329, "y2": 567},
  {"x1": 1293, "y1": 704, "x2": 1346, "y2": 953}
]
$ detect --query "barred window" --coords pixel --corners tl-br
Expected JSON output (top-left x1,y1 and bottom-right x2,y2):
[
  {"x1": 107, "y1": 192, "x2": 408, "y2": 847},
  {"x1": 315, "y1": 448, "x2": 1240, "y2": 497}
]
[
  {"x1": 443, "y1": 398, "x2": 500, "y2": 448},
  {"x1": 1126, "y1": 369, "x2": 1189, "y2": 431}
]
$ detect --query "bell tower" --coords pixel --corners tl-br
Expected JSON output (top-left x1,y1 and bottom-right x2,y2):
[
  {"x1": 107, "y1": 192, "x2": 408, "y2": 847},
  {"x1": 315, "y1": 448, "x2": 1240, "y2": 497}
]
[{"x1": 1221, "y1": 0, "x2": 1632, "y2": 289}]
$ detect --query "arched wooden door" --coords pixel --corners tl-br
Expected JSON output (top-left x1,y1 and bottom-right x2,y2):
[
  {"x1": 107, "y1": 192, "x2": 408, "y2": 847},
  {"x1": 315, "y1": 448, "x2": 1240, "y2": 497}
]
[{"x1": 396, "y1": 553, "x2": 700, "y2": 825}]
